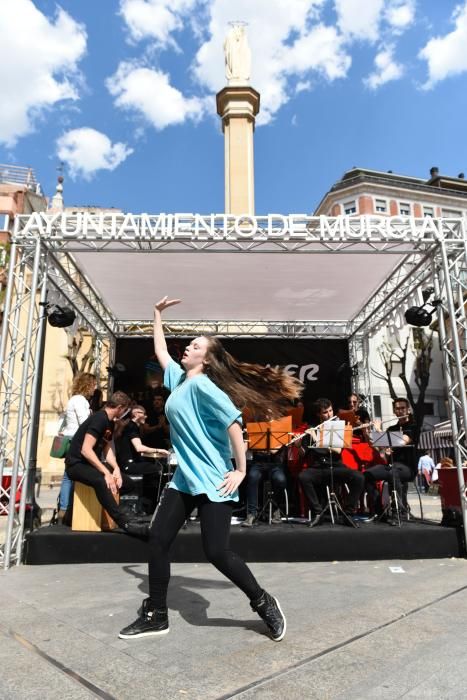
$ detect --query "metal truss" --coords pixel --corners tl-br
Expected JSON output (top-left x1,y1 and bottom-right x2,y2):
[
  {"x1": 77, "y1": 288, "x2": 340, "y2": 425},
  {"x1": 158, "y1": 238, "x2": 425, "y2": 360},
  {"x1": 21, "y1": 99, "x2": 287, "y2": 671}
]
[
  {"x1": 13, "y1": 213, "x2": 466, "y2": 255},
  {"x1": 432, "y1": 241, "x2": 467, "y2": 534},
  {"x1": 1, "y1": 214, "x2": 467, "y2": 567},
  {"x1": 348, "y1": 333, "x2": 373, "y2": 412},
  {"x1": 348, "y1": 250, "x2": 434, "y2": 337},
  {"x1": 0, "y1": 236, "x2": 115, "y2": 568},
  {"x1": 0, "y1": 239, "x2": 47, "y2": 567},
  {"x1": 116, "y1": 319, "x2": 350, "y2": 338}
]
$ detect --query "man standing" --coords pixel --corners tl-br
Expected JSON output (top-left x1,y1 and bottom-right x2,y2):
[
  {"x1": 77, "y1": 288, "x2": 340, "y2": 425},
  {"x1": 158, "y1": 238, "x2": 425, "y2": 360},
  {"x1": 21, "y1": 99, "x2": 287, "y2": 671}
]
[{"x1": 66, "y1": 391, "x2": 148, "y2": 536}]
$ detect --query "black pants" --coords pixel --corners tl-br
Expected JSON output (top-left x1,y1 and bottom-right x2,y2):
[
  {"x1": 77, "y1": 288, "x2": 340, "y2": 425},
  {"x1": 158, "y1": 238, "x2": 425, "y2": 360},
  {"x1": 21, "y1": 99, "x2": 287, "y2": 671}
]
[
  {"x1": 246, "y1": 461, "x2": 287, "y2": 516},
  {"x1": 66, "y1": 462, "x2": 134, "y2": 526},
  {"x1": 298, "y1": 464, "x2": 364, "y2": 514},
  {"x1": 148, "y1": 488, "x2": 263, "y2": 609},
  {"x1": 364, "y1": 462, "x2": 412, "y2": 513}
]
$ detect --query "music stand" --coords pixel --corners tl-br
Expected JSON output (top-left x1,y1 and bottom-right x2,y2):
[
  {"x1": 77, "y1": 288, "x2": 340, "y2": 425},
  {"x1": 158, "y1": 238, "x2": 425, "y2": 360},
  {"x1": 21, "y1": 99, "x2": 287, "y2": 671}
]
[
  {"x1": 313, "y1": 420, "x2": 357, "y2": 528},
  {"x1": 246, "y1": 416, "x2": 292, "y2": 524},
  {"x1": 370, "y1": 430, "x2": 407, "y2": 527}
]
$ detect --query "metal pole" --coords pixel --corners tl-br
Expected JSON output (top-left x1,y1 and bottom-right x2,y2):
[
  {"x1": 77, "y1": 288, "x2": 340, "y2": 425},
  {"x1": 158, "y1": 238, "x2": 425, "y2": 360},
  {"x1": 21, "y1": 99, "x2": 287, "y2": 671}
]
[
  {"x1": 3, "y1": 237, "x2": 41, "y2": 568},
  {"x1": 16, "y1": 255, "x2": 48, "y2": 563}
]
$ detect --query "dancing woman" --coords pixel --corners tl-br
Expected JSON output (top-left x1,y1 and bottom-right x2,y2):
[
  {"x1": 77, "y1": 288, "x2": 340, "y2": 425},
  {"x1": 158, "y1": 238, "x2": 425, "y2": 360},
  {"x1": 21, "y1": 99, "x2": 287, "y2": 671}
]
[{"x1": 120, "y1": 296, "x2": 301, "y2": 642}]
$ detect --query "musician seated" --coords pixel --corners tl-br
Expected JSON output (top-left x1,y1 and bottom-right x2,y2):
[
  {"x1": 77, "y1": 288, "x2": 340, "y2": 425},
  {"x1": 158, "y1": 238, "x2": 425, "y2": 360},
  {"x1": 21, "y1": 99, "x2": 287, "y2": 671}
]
[
  {"x1": 298, "y1": 398, "x2": 365, "y2": 528},
  {"x1": 114, "y1": 405, "x2": 169, "y2": 512},
  {"x1": 241, "y1": 446, "x2": 287, "y2": 527},
  {"x1": 364, "y1": 397, "x2": 416, "y2": 522}
]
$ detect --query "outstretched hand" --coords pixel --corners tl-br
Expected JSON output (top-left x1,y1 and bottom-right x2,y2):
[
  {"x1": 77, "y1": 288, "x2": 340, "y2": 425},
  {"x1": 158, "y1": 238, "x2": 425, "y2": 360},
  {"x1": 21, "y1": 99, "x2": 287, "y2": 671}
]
[{"x1": 155, "y1": 296, "x2": 181, "y2": 313}]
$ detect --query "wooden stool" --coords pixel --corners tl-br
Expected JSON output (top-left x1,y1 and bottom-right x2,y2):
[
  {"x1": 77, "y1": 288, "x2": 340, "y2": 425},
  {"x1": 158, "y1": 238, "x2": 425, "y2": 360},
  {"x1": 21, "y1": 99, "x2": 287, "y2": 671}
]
[{"x1": 72, "y1": 482, "x2": 119, "y2": 532}]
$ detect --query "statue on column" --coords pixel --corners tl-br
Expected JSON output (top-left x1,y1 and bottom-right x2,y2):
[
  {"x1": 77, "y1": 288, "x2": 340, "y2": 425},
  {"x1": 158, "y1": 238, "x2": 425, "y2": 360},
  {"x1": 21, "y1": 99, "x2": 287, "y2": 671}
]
[{"x1": 224, "y1": 23, "x2": 251, "y2": 85}]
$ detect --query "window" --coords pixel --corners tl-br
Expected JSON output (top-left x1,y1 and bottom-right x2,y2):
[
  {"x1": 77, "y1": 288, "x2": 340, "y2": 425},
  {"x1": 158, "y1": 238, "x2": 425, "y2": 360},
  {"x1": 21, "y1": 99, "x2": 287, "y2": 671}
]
[
  {"x1": 344, "y1": 200, "x2": 356, "y2": 215},
  {"x1": 442, "y1": 209, "x2": 462, "y2": 218},
  {"x1": 391, "y1": 360, "x2": 402, "y2": 377},
  {"x1": 423, "y1": 402, "x2": 435, "y2": 416},
  {"x1": 372, "y1": 395, "x2": 382, "y2": 419},
  {"x1": 423, "y1": 206, "x2": 434, "y2": 217},
  {"x1": 375, "y1": 198, "x2": 387, "y2": 213},
  {"x1": 399, "y1": 202, "x2": 411, "y2": 216}
]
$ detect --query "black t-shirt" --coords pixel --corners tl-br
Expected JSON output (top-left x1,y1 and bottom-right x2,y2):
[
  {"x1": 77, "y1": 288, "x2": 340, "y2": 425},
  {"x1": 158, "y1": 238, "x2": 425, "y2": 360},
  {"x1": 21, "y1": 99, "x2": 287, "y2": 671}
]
[
  {"x1": 115, "y1": 420, "x2": 141, "y2": 465},
  {"x1": 66, "y1": 410, "x2": 114, "y2": 466},
  {"x1": 143, "y1": 411, "x2": 169, "y2": 449},
  {"x1": 388, "y1": 420, "x2": 417, "y2": 473}
]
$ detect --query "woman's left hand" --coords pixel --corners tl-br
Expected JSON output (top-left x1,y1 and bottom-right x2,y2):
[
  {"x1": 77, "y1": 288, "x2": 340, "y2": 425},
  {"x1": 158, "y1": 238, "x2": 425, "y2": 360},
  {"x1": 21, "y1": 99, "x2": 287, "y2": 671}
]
[{"x1": 217, "y1": 470, "x2": 245, "y2": 497}]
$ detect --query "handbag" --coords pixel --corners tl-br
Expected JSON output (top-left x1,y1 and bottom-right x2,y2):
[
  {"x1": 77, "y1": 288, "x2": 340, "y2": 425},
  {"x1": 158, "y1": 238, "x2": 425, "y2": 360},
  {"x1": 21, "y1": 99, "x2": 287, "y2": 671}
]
[{"x1": 50, "y1": 416, "x2": 71, "y2": 458}]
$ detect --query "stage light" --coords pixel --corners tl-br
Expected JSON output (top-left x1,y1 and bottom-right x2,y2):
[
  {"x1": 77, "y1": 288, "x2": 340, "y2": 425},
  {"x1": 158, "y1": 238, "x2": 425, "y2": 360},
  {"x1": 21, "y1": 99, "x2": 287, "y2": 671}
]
[
  {"x1": 404, "y1": 288, "x2": 441, "y2": 327},
  {"x1": 46, "y1": 304, "x2": 77, "y2": 328},
  {"x1": 404, "y1": 306, "x2": 433, "y2": 327}
]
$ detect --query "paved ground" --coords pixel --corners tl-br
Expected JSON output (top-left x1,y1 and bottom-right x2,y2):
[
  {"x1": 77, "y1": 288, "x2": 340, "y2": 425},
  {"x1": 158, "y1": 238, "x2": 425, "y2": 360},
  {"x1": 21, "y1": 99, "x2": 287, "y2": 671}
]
[{"x1": 2, "y1": 555, "x2": 467, "y2": 699}]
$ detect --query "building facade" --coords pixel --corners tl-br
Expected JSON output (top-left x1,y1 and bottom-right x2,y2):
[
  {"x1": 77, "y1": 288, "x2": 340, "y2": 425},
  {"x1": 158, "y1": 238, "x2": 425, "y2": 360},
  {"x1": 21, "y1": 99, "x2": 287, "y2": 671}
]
[{"x1": 314, "y1": 166, "x2": 467, "y2": 429}]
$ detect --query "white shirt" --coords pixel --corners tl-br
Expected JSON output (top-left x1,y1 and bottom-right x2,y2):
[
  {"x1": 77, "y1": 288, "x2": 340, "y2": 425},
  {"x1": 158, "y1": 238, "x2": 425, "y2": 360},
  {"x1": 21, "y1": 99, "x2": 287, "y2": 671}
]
[{"x1": 62, "y1": 394, "x2": 91, "y2": 436}]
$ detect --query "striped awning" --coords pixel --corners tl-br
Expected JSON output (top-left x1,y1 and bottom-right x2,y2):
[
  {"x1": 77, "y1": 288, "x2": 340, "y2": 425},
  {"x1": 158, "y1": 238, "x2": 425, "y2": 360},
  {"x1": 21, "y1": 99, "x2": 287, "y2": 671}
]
[
  {"x1": 433, "y1": 420, "x2": 452, "y2": 440},
  {"x1": 419, "y1": 427, "x2": 452, "y2": 450}
]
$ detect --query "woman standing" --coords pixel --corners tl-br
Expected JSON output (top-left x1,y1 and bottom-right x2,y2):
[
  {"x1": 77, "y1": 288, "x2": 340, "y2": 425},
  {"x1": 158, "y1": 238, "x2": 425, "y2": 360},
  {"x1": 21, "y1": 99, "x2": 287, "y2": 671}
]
[
  {"x1": 119, "y1": 297, "x2": 301, "y2": 642},
  {"x1": 57, "y1": 372, "x2": 97, "y2": 522}
]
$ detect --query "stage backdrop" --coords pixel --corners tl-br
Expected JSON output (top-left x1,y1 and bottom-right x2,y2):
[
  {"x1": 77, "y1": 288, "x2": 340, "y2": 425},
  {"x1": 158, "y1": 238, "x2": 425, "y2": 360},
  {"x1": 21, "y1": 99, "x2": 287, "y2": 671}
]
[{"x1": 115, "y1": 338, "x2": 351, "y2": 423}]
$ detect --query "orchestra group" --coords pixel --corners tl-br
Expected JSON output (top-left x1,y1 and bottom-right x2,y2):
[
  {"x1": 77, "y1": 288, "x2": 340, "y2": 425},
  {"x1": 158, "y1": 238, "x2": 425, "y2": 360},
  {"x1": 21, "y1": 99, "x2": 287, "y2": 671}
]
[{"x1": 58, "y1": 298, "x2": 417, "y2": 641}]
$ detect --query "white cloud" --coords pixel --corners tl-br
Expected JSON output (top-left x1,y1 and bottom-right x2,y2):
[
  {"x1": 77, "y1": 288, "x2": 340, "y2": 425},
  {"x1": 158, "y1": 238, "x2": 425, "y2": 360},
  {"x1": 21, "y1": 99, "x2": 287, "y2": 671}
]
[
  {"x1": 364, "y1": 44, "x2": 404, "y2": 89},
  {"x1": 0, "y1": 0, "x2": 86, "y2": 146},
  {"x1": 56, "y1": 128, "x2": 133, "y2": 179},
  {"x1": 419, "y1": 2, "x2": 467, "y2": 87},
  {"x1": 335, "y1": 0, "x2": 385, "y2": 42},
  {"x1": 107, "y1": 62, "x2": 205, "y2": 129},
  {"x1": 385, "y1": 0, "x2": 416, "y2": 31},
  {"x1": 119, "y1": 0, "x2": 198, "y2": 47}
]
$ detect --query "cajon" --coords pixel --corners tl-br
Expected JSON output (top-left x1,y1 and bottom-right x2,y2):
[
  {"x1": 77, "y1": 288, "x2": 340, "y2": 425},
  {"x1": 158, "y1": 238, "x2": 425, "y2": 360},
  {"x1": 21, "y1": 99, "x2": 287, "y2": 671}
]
[{"x1": 72, "y1": 482, "x2": 119, "y2": 532}]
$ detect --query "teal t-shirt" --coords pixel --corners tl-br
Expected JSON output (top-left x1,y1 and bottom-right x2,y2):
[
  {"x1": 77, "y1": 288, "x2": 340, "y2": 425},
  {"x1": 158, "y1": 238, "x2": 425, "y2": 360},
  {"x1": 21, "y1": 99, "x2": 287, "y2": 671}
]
[{"x1": 164, "y1": 360, "x2": 242, "y2": 502}]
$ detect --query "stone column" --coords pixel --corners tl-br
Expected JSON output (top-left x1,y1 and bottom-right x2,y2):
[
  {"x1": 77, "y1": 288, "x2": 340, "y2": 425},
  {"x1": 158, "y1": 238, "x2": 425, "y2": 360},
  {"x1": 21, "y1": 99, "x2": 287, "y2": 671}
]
[{"x1": 216, "y1": 86, "x2": 260, "y2": 216}]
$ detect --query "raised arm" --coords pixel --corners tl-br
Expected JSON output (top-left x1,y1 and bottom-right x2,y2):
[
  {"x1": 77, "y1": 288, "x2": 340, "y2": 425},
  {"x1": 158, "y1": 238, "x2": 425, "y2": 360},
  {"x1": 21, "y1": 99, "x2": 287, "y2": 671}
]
[{"x1": 153, "y1": 296, "x2": 181, "y2": 371}]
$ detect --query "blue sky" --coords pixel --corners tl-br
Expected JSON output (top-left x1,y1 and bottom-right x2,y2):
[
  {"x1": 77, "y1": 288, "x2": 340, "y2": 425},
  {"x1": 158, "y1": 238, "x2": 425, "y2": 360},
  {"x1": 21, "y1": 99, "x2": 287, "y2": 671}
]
[{"x1": 1, "y1": 0, "x2": 467, "y2": 214}]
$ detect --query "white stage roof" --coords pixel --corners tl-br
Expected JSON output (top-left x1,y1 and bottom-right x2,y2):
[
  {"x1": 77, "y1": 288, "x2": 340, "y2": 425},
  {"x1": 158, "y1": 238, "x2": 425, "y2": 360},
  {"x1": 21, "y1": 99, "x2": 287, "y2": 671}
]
[{"x1": 76, "y1": 251, "x2": 403, "y2": 322}]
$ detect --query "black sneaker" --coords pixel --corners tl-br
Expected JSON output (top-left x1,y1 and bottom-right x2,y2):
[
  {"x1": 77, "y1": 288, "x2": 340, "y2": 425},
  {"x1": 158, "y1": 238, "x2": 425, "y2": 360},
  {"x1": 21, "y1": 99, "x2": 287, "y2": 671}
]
[
  {"x1": 251, "y1": 590, "x2": 286, "y2": 641},
  {"x1": 119, "y1": 599, "x2": 169, "y2": 639}
]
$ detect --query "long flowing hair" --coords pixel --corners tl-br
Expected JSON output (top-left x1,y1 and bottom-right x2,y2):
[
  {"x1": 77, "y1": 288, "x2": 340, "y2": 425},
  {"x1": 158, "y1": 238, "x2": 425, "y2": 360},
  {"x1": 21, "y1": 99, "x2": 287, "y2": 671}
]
[{"x1": 203, "y1": 337, "x2": 303, "y2": 420}]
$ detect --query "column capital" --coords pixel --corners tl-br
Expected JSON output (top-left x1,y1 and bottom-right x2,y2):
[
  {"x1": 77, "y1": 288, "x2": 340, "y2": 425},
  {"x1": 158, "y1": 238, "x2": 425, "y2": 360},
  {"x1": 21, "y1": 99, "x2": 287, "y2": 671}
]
[{"x1": 216, "y1": 86, "x2": 260, "y2": 127}]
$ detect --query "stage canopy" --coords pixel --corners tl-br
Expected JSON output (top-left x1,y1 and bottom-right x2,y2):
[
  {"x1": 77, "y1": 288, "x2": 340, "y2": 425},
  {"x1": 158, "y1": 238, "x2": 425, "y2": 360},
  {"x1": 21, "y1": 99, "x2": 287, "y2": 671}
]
[{"x1": 75, "y1": 250, "x2": 402, "y2": 323}]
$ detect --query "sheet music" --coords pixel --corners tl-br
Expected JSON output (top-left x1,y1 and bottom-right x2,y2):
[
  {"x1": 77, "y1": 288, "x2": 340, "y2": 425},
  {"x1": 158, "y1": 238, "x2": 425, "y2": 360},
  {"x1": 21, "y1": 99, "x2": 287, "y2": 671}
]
[
  {"x1": 319, "y1": 420, "x2": 347, "y2": 448},
  {"x1": 370, "y1": 430, "x2": 407, "y2": 447}
]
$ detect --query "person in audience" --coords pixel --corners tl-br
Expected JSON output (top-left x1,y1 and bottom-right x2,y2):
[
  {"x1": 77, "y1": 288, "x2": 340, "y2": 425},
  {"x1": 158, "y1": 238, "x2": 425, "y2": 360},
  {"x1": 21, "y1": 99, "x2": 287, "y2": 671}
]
[
  {"x1": 57, "y1": 372, "x2": 97, "y2": 523},
  {"x1": 65, "y1": 391, "x2": 148, "y2": 537},
  {"x1": 417, "y1": 450, "x2": 435, "y2": 492},
  {"x1": 119, "y1": 296, "x2": 302, "y2": 643},
  {"x1": 298, "y1": 398, "x2": 365, "y2": 527}
]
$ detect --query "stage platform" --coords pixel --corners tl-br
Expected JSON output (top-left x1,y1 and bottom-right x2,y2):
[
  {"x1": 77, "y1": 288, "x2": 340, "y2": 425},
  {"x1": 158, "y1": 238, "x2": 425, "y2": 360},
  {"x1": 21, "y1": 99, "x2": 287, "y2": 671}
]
[{"x1": 24, "y1": 519, "x2": 463, "y2": 565}]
